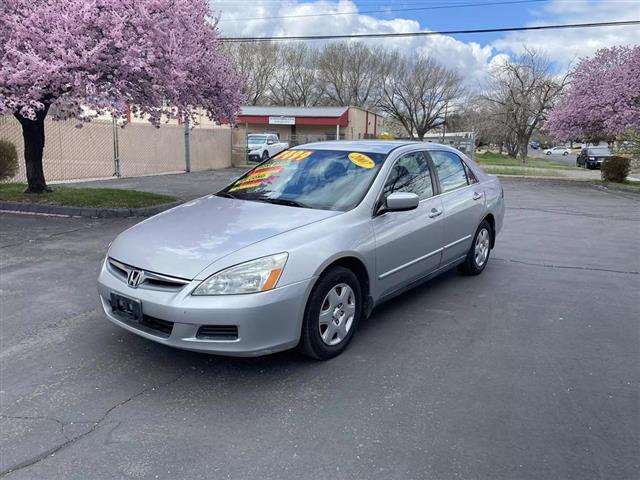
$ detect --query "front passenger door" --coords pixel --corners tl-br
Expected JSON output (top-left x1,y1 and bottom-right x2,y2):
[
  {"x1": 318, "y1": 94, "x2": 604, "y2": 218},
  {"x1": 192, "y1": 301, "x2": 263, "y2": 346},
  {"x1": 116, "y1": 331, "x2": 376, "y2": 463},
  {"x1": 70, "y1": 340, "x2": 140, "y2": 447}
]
[{"x1": 372, "y1": 151, "x2": 444, "y2": 297}]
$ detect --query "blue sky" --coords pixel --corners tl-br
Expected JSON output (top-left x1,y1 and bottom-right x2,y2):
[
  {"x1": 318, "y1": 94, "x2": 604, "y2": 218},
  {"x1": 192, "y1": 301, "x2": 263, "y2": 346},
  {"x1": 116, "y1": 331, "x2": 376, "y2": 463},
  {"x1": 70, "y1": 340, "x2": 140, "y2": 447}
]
[{"x1": 349, "y1": 0, "x2": 540, "y2": 44}]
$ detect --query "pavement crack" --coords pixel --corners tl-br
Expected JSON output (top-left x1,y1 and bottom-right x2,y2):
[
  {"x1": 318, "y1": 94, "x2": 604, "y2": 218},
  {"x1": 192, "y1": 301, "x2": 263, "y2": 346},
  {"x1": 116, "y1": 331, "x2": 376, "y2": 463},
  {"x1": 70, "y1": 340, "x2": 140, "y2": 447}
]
[
  {"x1": 494, "y1": 257, "x2": 639, "y2": 275},
  {"x1": 508, "y1": 206, "x2": 639, "y2": 221},
  {"x1": 0, "y1": 372, "x2": 187, "y2": 478}
]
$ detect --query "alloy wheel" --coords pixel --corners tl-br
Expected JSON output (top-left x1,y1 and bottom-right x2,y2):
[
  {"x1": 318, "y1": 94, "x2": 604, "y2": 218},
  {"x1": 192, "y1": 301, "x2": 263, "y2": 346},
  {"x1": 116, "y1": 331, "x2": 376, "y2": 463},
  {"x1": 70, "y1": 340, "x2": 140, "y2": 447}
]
[
  {"x1": 318, "y1": 283, "x2": 356, "y2": 346},
  {"x1": 474, "y1": 228, "x2": 490, "y2": 267}
]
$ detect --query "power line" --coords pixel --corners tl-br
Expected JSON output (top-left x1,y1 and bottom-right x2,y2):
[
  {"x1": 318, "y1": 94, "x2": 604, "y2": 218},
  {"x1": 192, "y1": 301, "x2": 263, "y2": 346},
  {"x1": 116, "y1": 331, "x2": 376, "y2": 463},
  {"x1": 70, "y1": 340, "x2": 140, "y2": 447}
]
[
  {"x1": 220, "y1": 20, "x2": 640, "y2": 43},
  {"x1": 220, "y1": 0, "x2": 546, "y2": 23}
]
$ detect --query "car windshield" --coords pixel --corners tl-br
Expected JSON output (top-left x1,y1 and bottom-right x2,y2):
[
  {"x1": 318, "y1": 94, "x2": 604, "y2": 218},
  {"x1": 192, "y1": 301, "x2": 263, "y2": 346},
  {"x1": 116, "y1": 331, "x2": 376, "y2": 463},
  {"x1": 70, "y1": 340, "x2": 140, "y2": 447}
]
[
  {"x1": 218, "y1": 149, "x2": 386, "y2": 211},
  {"x1": 248, "y1": 135, "x2": 267, "y2": 145},
  {"x1": 588, "y1": 147, "x2": 612, "y2": 155}
]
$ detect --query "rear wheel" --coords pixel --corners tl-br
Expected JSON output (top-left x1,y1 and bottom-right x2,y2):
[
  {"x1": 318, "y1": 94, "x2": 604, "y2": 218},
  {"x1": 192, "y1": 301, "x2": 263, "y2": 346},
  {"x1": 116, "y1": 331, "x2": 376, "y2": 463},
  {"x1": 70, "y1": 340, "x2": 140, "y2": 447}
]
[
  {"x1": 299, "y1": 266, "x2": 362, "y2": 360},
  {"x1": 459, "y1": 220, "x2": 492, "y2": 276}
]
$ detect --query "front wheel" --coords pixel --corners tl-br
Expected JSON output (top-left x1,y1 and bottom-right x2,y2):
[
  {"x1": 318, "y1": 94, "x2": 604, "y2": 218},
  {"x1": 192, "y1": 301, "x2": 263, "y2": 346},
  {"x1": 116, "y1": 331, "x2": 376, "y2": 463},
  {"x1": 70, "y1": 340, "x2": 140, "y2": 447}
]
[
  {"x1": 458, "y1": 220, "x2": 492, "y2": 276},
  {"x1": 298, "y1": 266, "x2": 362, "y2": 360},
  {"x1": 546, "y1": 151, "x2": 551, "y2": 155},
  {"x1": 261, "y1": 150, "x2": 269, "y2": 161},
  {"x1": 563, "y1": 151, "x2": 568, "y2": 156}
]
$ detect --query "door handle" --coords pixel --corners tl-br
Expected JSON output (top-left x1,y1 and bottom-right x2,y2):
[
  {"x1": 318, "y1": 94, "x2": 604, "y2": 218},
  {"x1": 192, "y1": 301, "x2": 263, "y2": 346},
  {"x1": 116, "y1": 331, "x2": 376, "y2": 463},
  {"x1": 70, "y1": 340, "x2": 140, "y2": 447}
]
[
  {"x1": 429, "y1": 208, "x2": 443, "y2": 218},
  {"x1": 472, "y1": 191, "x2": 483, "y2": 200}
]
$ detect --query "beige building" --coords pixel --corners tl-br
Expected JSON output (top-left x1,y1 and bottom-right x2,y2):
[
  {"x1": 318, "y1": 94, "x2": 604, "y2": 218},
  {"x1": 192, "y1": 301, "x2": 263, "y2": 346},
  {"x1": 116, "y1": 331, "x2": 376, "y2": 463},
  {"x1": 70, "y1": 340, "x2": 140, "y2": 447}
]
[{"x1": 237, "y1": 106, "x2": 384, "y2": 145}]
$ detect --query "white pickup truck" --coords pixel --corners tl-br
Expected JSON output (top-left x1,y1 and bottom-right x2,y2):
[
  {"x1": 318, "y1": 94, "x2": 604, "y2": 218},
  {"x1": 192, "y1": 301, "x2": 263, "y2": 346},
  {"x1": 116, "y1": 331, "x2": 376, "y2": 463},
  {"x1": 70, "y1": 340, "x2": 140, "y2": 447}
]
[{"x1": 247, "y1": 134, "x2": 289, "y2": 162}]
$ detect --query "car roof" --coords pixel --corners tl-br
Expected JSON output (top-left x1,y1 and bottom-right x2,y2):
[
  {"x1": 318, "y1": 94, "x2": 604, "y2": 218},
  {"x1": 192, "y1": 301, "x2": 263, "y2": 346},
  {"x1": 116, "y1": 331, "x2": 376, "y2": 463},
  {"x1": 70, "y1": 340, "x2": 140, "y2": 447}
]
[{"x1": 293, "y1": 140, "x2": 454, "y2": 155}]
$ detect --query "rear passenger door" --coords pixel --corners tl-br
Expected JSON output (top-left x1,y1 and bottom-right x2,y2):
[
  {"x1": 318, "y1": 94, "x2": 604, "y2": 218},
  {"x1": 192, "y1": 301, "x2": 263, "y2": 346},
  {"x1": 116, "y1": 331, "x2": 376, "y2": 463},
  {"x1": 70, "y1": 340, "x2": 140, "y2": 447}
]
[
  {"x1": 428, "y1": 150, "x2": 485, "y2": 266},
  {"x1": 372, "y1": 151, "x2": 444, "y2": 297}
]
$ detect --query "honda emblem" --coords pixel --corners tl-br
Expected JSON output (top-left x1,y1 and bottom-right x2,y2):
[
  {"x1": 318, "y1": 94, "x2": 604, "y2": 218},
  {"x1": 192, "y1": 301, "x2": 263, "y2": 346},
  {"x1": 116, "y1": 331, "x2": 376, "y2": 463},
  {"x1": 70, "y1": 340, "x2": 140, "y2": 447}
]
[{"x1": 127, "y1": 269, "x2": 144, "y2": 288}]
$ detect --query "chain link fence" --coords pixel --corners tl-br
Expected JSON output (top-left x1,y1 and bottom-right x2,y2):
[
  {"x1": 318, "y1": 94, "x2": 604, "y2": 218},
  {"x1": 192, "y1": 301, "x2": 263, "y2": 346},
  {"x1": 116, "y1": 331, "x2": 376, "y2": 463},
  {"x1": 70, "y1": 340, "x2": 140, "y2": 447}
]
[{"x1": 0, "y1": 116, "x2": 236, "y2": 183}]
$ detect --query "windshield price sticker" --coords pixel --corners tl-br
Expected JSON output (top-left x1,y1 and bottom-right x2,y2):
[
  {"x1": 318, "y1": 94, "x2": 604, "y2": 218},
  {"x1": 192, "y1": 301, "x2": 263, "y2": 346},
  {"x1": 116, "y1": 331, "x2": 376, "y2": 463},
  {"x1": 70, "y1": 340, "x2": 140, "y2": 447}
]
[
  {"x1": 229, "y1": 177, "x2": 276, "y2": 192},
  {"x1": 273, "y1": 150, "x2": 313, "y2": 161},
  {"x1": 348, "y1": 152, "x2": 375, "y2": 169}
]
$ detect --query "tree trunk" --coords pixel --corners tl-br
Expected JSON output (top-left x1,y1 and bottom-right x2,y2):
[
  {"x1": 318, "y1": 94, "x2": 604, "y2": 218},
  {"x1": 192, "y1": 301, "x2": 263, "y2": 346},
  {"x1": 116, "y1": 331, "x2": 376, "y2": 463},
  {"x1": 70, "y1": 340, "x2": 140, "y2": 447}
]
[
  {"x1": 14, "y1": 104, "x2": 51, "y2": 193},
  {"x1": 518, "y1": 138, "x2": 528, "y2": 164}
]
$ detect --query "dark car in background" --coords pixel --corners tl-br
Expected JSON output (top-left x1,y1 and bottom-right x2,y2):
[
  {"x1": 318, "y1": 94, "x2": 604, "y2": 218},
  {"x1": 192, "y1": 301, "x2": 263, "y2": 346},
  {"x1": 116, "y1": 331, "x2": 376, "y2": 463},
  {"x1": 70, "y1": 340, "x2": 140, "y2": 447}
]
[
  {"x1": 577, "y1": 146, "x2": 613, "y2": 169},
  {"x1": 529, "y1": 141, "x2": 541, "y2": 150}
]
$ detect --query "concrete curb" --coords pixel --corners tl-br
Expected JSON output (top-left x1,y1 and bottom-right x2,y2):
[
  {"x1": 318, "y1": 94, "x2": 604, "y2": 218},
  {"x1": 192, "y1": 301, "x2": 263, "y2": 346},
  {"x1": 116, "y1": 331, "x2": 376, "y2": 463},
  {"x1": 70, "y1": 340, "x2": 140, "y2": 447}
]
[{"x1": 0, "y1": 200, "x2": 183, "y2": 218}]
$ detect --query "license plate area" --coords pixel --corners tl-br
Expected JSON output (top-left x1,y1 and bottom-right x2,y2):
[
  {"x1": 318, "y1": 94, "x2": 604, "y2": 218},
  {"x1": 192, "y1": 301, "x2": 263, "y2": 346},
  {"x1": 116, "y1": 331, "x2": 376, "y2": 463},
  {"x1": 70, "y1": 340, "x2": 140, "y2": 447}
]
[{"x1": 110, "y1": 292, "x2": 142, "y2": 322}]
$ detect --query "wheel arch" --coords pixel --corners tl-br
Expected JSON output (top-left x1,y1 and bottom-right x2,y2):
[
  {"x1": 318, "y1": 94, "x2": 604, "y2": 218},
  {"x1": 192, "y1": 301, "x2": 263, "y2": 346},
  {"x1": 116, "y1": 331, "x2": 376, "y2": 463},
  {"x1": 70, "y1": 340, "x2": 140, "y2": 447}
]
[
  {"x1": 483, "y1": 213, "x2": 496, "y2": 249},
  {"x1": 314, "y1": 255, "x2": 373, "y2": 318}
]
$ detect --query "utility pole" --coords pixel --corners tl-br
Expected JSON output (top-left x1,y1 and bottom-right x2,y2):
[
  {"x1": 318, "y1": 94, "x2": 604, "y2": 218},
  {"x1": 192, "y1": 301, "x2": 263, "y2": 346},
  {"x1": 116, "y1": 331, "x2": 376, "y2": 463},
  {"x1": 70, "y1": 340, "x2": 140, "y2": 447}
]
[
  {"x1": 441, "y1": 102, "x2": 448, "y2": 142},
  {"x1": 184, "y1": 117, "x2": 191, "y2": 173}
]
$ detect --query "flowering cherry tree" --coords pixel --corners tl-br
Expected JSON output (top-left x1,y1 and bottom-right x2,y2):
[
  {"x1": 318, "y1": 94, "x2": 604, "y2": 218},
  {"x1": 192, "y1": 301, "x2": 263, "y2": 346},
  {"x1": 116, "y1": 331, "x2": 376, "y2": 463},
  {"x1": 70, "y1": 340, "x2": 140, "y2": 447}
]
[
  {"x1": 0, "y1": 0, "x2": 244, "y2": 192},
  {"x1": 546, "y1": 46, "x2": 640, "y2": 142}
]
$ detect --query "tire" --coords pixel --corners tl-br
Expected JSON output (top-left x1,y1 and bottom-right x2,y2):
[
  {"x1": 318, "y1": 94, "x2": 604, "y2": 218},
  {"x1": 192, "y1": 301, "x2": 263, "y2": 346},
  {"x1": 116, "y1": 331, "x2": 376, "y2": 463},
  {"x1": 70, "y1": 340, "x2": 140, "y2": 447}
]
[
  {"x1": 458, "y1": 220, "x2": 492, "y2": 276},
  {"x1": 563, "y1": 151, "x2": 568, "y2": 156},
  {"x1": 298, "y1": 266, "x2": 362, "y2": 360},
  {"x1": 261, "y1": 150, "x2": 269, "y2": 161},
  {"x1": 546, "y1": 151, "x2": 551, "y2": 155}
]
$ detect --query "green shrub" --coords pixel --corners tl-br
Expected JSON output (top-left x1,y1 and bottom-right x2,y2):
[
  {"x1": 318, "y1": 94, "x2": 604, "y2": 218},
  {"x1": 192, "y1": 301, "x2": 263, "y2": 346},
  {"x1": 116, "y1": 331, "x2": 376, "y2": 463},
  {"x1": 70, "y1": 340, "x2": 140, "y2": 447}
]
[
  {"x1": 0, "y1": 140, "x2": 19, "y2": 181},
  {"x1": 601, "y1": 156, "x2": 631, "y2": 183}
]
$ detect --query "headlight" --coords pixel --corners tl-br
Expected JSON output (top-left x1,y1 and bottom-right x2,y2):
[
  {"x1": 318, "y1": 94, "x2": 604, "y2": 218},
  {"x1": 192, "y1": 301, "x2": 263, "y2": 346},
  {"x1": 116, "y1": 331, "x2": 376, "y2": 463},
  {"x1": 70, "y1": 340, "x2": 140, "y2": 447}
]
[{"x1": 192, "y1": 253, "x2": 288, "y2": 296}]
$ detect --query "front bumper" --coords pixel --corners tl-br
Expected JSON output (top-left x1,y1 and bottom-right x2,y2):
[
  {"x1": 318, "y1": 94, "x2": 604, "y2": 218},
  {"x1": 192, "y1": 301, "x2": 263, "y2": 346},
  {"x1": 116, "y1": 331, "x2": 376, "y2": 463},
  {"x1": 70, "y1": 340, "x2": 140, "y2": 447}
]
[
  {"x1": 586, "y1": 159, "x2": 603, "y2": 169},
  {"x1": 97, "y1": 260, "x2": 314, "y2": 356}
]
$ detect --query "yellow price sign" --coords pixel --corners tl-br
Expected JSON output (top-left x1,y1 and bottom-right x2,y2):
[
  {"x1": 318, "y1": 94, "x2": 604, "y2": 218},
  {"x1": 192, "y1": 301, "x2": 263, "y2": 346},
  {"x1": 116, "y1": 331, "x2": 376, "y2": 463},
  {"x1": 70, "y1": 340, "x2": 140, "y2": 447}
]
[{"x1": 348, "y1": 152, "x2": 375, "y2": 169}]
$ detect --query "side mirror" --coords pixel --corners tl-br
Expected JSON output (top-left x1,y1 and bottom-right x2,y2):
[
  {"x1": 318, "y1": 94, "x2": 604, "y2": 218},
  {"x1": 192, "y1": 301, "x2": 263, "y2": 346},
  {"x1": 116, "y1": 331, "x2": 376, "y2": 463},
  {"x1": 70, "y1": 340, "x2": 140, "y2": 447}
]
[
  {"x1": 381, "y1": 192, "x2": 419, "y2": 214},
  {"x1": 267, "y1": 140, "x2": 274, "y2": 145}
]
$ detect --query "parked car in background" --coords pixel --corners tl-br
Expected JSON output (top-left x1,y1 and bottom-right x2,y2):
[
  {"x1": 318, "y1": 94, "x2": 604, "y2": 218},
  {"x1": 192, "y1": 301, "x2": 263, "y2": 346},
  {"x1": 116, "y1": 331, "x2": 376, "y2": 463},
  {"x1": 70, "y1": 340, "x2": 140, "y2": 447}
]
[
  {"x1": 98, "y1": 141, "x2": 504, "y2": 360},
  {"x1": 529, "y1": 141, "x2": 541, "y2": 150},
  {"x1": 247, "y1": 134, "x2": 289, "y2": 162},
  {"x1": 577, "y1": 146, "x2": 613, "y2": 169},
  {"x1": 544, "y1": 146, "x2": 570, "y2": 156}
]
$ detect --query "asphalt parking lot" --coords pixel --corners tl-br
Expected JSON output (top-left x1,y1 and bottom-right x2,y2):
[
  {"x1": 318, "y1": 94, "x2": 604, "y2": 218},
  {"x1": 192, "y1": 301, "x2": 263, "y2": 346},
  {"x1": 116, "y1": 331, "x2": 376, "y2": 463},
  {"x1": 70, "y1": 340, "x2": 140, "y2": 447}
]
[{"x1": 1, "y1": 178, "x2": 638, "y2": 480}]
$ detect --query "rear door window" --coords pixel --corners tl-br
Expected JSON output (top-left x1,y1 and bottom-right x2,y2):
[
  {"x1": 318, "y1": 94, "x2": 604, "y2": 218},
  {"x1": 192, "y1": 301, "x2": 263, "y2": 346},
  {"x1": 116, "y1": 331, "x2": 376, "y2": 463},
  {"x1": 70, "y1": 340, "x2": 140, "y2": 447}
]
[{"x1": 429, "y1": 151, "x2": 469, "y2": 193}]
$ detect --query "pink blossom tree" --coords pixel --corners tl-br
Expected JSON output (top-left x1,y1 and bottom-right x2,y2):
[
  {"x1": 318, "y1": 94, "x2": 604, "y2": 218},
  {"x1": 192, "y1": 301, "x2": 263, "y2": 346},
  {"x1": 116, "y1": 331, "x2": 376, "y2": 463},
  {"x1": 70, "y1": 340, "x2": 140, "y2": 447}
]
[
  {"x1": 546, "y1": 46, "x2": 640, "y2": 142},
  {"x1": 0, "y1": 0, "x2": 245, "y2": 193}
]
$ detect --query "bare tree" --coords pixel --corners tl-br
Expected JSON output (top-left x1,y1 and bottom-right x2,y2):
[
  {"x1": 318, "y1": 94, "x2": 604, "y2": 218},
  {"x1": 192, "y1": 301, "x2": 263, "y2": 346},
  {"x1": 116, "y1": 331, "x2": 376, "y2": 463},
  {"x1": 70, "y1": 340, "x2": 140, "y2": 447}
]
[
  {"x1": 378, "y1": 53, "x2": 464, "y2": 140},
  {"x1": 270, "y1": 43, "x2": 323, "y2": 106},
  {"x1": 226, "y1": 42, "x2": 280, "y2": 106},
  {"x1": 482, "y1": 48, "x2": 568, "y2": 161},
  {"x1": 317, "y1": 42, "x2": 386, "y2": 107}
]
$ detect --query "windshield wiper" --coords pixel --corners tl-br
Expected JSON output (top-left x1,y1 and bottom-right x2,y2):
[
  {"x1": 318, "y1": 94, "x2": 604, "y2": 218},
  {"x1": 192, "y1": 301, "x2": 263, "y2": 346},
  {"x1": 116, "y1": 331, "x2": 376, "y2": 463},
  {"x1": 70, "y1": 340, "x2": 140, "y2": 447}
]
[
  {"x1": 216, "y1": 191, "x2": 237, "y2": 199},
  {"x1": 256, "y1": 198, "x2": 309, "y2": 209}
]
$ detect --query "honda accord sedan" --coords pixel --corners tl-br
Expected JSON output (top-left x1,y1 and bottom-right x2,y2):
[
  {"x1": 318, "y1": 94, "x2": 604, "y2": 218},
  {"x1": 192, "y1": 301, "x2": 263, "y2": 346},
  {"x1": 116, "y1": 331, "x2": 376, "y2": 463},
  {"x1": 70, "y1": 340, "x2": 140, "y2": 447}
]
[{"x1": 98, "y1": 141, "x2": 504, "y2": 360}]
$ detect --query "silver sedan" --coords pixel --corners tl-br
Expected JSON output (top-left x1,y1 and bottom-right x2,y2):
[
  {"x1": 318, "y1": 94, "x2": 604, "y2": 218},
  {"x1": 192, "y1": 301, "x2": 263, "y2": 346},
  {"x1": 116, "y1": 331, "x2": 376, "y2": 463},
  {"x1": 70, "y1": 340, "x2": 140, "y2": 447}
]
[{"x1": 98, "y1": 141, "x2": 504, "y2": 360}]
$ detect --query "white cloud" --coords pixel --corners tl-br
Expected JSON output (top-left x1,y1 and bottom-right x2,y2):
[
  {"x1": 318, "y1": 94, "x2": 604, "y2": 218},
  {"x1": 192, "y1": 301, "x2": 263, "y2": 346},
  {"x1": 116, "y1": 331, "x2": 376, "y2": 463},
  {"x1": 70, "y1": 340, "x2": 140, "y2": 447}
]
[
  {"x1": 492, "y1": 0, "x2": 640, "y2": 68},
  {"x1": 214, "y1": 0, "x2": 498, "y2": 88},
  {"x1": 213, "y1": 0, "x2": 639, "y2": 90}
]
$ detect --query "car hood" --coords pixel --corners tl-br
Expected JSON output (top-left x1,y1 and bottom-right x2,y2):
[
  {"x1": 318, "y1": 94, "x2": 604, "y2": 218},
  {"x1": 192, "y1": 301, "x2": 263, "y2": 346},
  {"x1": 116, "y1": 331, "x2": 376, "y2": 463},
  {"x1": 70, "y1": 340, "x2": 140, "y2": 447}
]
[{"x1": 108, "y1": 195, "x2": 340, "y2": 279}]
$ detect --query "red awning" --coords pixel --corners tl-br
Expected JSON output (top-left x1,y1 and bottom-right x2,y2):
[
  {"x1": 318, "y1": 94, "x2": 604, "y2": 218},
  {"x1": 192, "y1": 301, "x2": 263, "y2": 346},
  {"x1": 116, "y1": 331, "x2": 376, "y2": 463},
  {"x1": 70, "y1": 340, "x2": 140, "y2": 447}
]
[{"x1": 237, "y1": 111, "x2": 349, "y2": 127}]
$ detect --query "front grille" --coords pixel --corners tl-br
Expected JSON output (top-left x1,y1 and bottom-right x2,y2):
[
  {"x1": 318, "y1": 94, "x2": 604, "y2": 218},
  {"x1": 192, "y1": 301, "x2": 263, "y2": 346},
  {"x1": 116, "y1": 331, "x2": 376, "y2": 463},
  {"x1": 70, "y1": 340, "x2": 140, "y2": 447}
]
[
  {"x1": 107, "y1": 258, "x2": 190, "y2": 291},
  {"x1": 196, "y1": 325, "x2": 238, "y2": 340}
]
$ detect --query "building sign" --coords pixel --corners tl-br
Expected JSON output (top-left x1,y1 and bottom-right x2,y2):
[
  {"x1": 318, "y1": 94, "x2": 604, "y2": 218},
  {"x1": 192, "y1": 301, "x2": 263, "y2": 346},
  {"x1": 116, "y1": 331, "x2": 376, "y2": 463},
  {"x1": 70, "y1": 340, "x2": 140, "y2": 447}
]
[{"x1": 269, "y1": 116, "x2": 296, "y2": 125}]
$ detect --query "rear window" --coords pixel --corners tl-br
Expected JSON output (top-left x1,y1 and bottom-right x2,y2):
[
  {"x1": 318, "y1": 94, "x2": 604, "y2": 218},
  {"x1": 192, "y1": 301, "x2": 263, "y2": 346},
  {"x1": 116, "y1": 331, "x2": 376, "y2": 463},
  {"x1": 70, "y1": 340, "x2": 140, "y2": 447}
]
[
  {"x1": 588, "y1": 147, "x2": 612, "y2": 155},
  {"x1": 219, "y1": 149, "x2": 387, "y2": 211}
]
